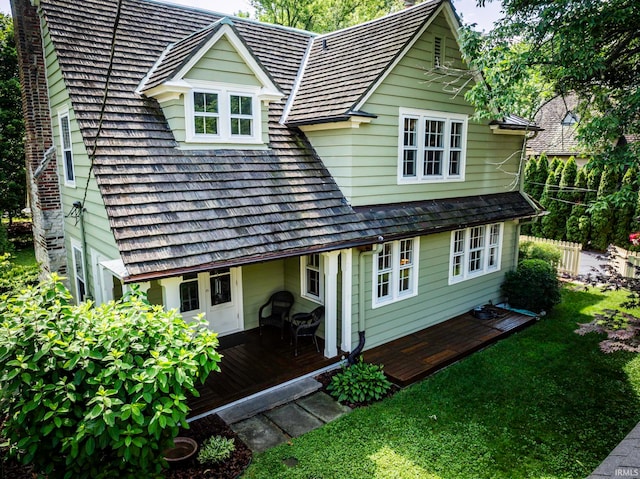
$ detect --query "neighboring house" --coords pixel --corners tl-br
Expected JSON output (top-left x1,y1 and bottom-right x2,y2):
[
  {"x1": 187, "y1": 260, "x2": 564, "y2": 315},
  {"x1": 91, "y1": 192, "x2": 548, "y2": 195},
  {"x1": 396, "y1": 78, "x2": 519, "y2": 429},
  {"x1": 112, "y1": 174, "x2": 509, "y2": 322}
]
[
  {"x1": 526, "y1": 93, "x2": 588, "y2": 165},
  {"x1": 13, "y1": 0, "x2": 539, "y2": 359}
]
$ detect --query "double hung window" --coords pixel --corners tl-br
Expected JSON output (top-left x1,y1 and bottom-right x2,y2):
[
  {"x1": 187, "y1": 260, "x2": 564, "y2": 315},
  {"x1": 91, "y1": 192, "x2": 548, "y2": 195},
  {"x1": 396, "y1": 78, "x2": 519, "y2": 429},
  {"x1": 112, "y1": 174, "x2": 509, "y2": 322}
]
[
  {"x1": 449, "y1": 223, "x2": 503, "y2": 284},
  {"x1": 59, "y1": 111, "x2": 75, "y2": 186},
  {"x1": 301, "y1": 254, "x2": 323, "y2": 304},
  {"x1": 71, "y1": 242, "x2": 85, "y2": 302},
  {"x1": 399, "y1": 108, "x2": 467, "y2": 183},
  {"x1": 189, "y1": 89, "x2": 256, "y2": 142},
  {"x1": 373, "y1": 238, "x2": 419, "y2": 307}
]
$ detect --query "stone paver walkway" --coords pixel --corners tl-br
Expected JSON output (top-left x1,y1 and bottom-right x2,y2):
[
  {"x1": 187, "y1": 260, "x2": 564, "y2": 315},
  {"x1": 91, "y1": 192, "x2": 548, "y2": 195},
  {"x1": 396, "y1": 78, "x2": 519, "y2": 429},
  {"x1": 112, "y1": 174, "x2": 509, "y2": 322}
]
[{"x1": 229, "y1": 389, "x2": 351, "y2": 453}]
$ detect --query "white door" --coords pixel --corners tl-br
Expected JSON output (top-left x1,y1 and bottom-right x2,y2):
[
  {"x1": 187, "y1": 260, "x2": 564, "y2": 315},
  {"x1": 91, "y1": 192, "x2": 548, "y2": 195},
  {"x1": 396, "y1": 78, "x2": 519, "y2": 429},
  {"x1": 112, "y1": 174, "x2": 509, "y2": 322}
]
[{"x1": 205, "y1": 267, "x2": 243, "y2": 336}]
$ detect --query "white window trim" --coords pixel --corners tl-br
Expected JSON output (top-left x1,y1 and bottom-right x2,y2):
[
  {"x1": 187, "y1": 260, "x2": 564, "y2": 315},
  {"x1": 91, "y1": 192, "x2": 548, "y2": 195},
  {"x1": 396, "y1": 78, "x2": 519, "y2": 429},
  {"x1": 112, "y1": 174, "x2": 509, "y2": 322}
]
[
  {"x1": 70, "y1": 239, "x2": 86, "y2": 302},
  {"x1": 449, "y1": 223, "x2": 504, "y2": 284},
  {"x1": 397, "y1": 107, "x2": 468, "y2": 184},
  {"x1": 300, "y1": 254, "x2": 324, "y2": 305},
  {"x1": 372, "y1": 237, "x2": 420, "y2": 308},
  {"x1": 58, "y1": 108, "x2": 76, "y2": 187},
  {"x1": 184, "y1": 82, "x2": 262, "y2": 144}
]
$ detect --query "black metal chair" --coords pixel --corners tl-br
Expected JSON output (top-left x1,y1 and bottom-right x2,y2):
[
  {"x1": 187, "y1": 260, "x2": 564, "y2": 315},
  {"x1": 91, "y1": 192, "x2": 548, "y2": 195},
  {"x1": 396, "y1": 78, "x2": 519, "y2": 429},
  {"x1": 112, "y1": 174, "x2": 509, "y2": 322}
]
[
  {"x1": 290, "y1": 306, "x2": 325, "y2": 356},
  {"x1": 258, "y1": 290, "x2": 294, "y2": 338}
]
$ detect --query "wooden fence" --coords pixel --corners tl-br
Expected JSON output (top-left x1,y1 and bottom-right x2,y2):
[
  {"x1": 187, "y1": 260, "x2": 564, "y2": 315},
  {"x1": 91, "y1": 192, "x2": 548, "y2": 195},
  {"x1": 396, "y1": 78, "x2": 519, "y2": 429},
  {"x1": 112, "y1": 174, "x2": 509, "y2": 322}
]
[
  {"x1": 519, "y1": 235, "x2": 582, "y2": 276},
  {"x1": 610, "y1": 246, "x2": 640, "y2": 279}
]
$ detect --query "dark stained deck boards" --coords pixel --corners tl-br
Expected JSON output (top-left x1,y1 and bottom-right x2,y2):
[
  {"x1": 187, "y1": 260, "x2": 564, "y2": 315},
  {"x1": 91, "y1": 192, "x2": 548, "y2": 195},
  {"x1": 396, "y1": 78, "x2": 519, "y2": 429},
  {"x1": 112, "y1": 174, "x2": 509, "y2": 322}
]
[
  {"x1": 189, "y1": 328, "x2": 339, "y2": 418},
  {"x1": 188, "y1": 308, "x2": 536, "y2": 417},
  {"x1": 364, "y1": 308, "x2": 537, "y2": 387}
]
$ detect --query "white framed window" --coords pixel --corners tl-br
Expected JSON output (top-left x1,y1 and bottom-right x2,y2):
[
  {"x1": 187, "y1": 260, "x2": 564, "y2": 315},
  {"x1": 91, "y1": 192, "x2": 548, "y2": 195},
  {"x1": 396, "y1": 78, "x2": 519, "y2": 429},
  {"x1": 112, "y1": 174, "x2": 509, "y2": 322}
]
[
  {"x1": 449, "y1": 223, "x2": 503, "y2": 284},
  {"x1": 398, "y1": 108, "x2": 467, "y2": 183},
  {"x1": 59, "y1": 110, "x2": 75, "y2": 187},
  {"x1": 179, "y1": 273, "x2": 200, "y2": 313},
  {"x1": 70, "y1": 240, "x2": 86, "y2": 302},
  {"x1": 373, "y1": 238, "x2": 420, "y2": 308},
  {"x1": 186, "y1": 86, "x2": 260, "y2": 143},
  {"x1": 301, "y1": 254, "x2": 324, "y2": 304}
]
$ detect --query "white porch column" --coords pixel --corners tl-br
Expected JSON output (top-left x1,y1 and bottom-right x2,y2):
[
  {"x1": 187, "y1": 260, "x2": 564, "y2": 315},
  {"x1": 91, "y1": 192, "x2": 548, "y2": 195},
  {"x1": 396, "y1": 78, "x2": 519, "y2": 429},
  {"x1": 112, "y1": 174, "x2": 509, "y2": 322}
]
[
  {"x1": 340, "y1": 249, "x2": 353, "y2": 353},
  {"x1": 323, "y1": 251, "x2": 340, "y2": 358}
]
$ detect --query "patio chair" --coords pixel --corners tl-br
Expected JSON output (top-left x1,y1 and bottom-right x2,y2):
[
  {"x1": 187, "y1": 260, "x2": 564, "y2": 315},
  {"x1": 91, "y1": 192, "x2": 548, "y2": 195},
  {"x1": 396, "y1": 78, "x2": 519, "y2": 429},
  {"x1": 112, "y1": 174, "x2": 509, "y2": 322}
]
[
  {"x1": 290, "y1": 306, "x2": 325, "y2": 356},
  {"x1": 258, "y1": 290, "x2": 294, "y2": 339}
]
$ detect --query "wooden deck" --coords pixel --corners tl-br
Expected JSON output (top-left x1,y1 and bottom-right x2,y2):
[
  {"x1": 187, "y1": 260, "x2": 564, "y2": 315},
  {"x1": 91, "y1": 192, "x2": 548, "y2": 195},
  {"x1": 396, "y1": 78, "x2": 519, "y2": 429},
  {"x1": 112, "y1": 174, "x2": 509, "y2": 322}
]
[
  {"x1": 364, "y1": 307, "x2": 537, "y2": 387},
  {"x1": 189, "y1": 327, "x2": 339, "y2": 418},
  {"x1": 188, "y1": 307, "x2": 537, "y2": 417}
]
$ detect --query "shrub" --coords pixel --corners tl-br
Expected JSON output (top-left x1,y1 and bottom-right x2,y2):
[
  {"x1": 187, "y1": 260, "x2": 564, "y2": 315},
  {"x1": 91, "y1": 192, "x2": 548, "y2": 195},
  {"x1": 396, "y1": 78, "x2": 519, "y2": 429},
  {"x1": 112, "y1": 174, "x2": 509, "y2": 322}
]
[
  {"x1": 0, "y1": 276, "x2": 221, "y2": 479},
  {"x1": 327, "y1": 360, "x2": 392, "y2": 404},
  {"x1": 501, "y1": 259, "x2": 561, "y2": 313},
  {"x1": 197, "y1": 435, "x2": 235, "y2": 465},
  {"x1": 0, "y1": 223, "x2": 12, "y2": 255},
  {"x1": 518, "y1": 241, "x2": 562, "y2": 270},
  {"x1": 0, "y1": 253, "x2": 39, "y2": 297}
]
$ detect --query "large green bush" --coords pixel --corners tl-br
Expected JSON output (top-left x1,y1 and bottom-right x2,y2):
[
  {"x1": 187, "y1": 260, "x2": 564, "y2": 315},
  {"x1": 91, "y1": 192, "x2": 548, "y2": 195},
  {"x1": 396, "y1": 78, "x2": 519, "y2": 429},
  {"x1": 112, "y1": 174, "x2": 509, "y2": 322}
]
[
  {"x1": 501, "y1": 259, "x2": 561, "y2": 313},
  {"x1": 0, "y1": 276, "x2": 221, "y2": 479},
  {"x1": 518, "y1": 241, "x2": 562, "y2": 269},
  {"x1": 0, "y1": 253, "x2": 39, "y2": 296}
]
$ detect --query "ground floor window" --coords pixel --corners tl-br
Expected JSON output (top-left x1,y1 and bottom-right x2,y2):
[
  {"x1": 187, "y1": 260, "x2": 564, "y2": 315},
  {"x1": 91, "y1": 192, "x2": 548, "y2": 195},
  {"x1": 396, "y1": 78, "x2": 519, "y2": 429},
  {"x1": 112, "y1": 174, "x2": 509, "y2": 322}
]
[
  {"x1": 71, "y1": 242, "x2": 86, "y2": 302},
  {"x1": 179, "y1": 273, "x2": 200, "y2": 312},
  {"x1": 449, "y1": 223, "x2": 503, "y2": 284},
  {"x1": 301, "y1": 254, "x2": 324, "y2": 304},
  {"x1": 373, "y1": 237, "x2": 419, "y2": 307}
]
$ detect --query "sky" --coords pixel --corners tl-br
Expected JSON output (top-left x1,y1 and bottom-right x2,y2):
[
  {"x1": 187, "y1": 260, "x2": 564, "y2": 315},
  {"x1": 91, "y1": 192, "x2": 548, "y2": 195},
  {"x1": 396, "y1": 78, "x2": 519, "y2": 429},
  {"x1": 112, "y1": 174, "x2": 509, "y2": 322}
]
[{"x1": 0, "y1": 0, "x2": 502, "y2": 32}]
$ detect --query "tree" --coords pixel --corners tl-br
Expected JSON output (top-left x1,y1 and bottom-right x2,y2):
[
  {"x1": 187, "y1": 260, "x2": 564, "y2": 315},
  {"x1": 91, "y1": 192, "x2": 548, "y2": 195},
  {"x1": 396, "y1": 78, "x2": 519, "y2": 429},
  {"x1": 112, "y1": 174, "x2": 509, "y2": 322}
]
[
  {"x1": 539, "y1": 159, "x2": 562, "y2": 239},
  {"x1": 611, "y1": 166, "x2": 638, "y2": 248},
  {"x1": 566, "y1": 166, "x2": 588, "y2": 245},
  {"x1": 590, "y1": 164, "x2": 620, "y2": 251},
  {"x1": 250, "y1": 0, "x2": 403, "y2": 33},
  {"x1": 461, "y1": 0, "x2": 640, "y2": 172},
  {"x1": 0, "y1": 14, "x2": 26, "y2": 223}
]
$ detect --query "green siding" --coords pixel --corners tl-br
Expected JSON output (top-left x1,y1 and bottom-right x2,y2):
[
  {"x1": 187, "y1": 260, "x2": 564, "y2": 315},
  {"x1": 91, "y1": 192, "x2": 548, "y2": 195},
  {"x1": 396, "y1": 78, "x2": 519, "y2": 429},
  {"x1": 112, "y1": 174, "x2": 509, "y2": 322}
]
[
  {"x1": 187, "y1": 36, "x2": 261, "y2": 87},
  {"x1": 43, "y1": 22, "x2": 119, "y2": 302},
  {"x1": 306, "y1": 10, "x2": 525, "y2": 207},
  {"x1": 352, "y1": 221, "x2": 519, "y2": 350},
  {"x1": 241, "y1": 260, "x2": 286, "y2": 330}
]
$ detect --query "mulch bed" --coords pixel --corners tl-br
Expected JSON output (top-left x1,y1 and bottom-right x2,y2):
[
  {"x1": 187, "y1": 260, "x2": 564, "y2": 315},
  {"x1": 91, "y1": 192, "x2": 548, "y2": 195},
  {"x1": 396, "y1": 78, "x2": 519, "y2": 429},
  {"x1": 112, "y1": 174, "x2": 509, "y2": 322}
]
[{"x1": 1, "y1": 414, "x2": 251, "y2": 479}]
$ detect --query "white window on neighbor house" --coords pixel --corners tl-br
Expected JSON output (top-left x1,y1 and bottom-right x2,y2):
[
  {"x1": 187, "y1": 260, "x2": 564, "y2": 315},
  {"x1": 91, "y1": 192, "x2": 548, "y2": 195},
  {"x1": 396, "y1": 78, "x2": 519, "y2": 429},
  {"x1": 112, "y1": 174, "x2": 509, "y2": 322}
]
[
  {"x1": 59, "y1": 110, "x2": 75, "y2": 187},
  {"x1": 373, "y1": 238, "x2": 419, "y2": 307},
  {"x1": 71, "y1": 241, "x2": 86, "y2": 302},
  {"x1": 179, "y1": 272, "x2": 200, "y2": 313},
  {"x1": 301, "y1": 254, "x2": 324, "y2": 304},
  {"x1": 398, "y1": 108, "x2": 467, "y2": 183},
  {"x1": 449, "y1": 223, "x2": 503, "y2": 284},
  {"x1": 187, "y1": 89, "x2": 258, "y2": 143}
]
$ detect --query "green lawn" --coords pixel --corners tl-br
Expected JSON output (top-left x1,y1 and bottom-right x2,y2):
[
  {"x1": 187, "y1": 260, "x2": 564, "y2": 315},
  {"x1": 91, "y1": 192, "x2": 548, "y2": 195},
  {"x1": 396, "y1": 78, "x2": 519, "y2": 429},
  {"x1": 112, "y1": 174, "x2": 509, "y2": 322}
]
[
  {"x1": 243, "y1": 286, "x2": 640, "y2": 479},
  {"x1": 10, "y1": 246, "x2": 36, "y2": 267}
]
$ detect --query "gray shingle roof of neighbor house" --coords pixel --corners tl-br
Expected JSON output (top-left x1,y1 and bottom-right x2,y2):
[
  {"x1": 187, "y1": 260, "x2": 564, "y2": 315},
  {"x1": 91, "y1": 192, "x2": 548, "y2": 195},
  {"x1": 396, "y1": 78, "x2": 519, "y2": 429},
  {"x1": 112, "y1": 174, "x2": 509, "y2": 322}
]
[
  {"x1": 39, "y1": 0, "x2": 536, "y2": 282},
  {"x1": 284, "y1": 0, "x2": 442, "y2": 125},
  {"x1": 526, "y1": 93, "x2": 582, "y2": 156}
]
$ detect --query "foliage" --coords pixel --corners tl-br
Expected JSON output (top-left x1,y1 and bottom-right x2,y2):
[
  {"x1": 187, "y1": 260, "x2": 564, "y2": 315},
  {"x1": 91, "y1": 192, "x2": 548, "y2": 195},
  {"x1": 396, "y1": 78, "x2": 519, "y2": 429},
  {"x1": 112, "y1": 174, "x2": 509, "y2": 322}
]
[
  {"x1": 197, "y1": 435, "x2": 236, "y2": 465},
  {"x1": 327, "y1": 359, "x2": 392, "y2": 404},
  {"x1": 0, "y1": 277, "x2": 221, "y2": 479},
  {"x1": 461, "y1": 0, "x2": 640, "y2": 178},
  {"x1": 566, "y1": 166, "x2": 589, "y2": 245},
  {"x1": 0, "y1": 222, "x2": 12, "y2": 255},
  {"x1": 250, "y1": 0, "x2": 403, "y2": 33},
  {"x1": 589, "y1": 165, "x2": 620, "y2": 251},
  {"x1": 611, "y1": 167, "x2": 638, "y2": 248},
  {"x1": 575, "y1": 309, "x2": 640, "y2": 354},
  {"x1": 0, "y1": 14, "x2": 26, "y2": 222},
  {"x1": 539, "y1": 159, "x2": 563, "y2": 239},
  {"x1": 518, "y1": 240, "x2": 561, "y2": 269},
  {"x1": 0, "y1": 253, "x2": 39, "y2": 297},
  {"x1": 501, "y1": 259, "x2": 561, "y2": 313},
  {"x1": 244, "y1": 287, "x2": 640, "y2": 479}
]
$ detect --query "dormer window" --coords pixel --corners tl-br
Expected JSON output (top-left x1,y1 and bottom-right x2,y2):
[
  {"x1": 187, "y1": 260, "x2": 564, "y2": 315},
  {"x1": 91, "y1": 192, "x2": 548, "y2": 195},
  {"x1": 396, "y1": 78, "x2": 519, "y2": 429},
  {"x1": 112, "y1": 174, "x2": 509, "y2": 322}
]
[
  {"x1": 186, "y1": 88, "x2": 260, "y2": 143},
  {"x1": 562, "y1": 111, "x2": 578, "y2": 125}
]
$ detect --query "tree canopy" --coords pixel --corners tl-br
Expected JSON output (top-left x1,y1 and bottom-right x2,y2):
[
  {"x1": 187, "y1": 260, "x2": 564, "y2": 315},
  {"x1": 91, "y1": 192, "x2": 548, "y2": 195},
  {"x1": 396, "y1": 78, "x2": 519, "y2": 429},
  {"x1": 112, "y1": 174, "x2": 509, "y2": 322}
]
[
  {"x1": 0, "y1": 14, "x2": 26, "y2": 222},
  {"x1": 249, "y1": 0, "x2": 404, "y2": 33},
  {"x1": 461, "y1": 0, "x2": 640, "y2": 169}
]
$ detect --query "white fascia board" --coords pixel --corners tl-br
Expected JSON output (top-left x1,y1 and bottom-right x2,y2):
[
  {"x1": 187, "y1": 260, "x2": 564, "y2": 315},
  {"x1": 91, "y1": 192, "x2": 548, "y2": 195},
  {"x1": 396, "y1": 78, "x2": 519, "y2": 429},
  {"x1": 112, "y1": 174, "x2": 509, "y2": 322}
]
[
  {"x1": 142, "y1": 81, "x2": 192, "y2": 102},
  {"x1": 173, "y1": 24, "x2": 282, "y2": 97}
]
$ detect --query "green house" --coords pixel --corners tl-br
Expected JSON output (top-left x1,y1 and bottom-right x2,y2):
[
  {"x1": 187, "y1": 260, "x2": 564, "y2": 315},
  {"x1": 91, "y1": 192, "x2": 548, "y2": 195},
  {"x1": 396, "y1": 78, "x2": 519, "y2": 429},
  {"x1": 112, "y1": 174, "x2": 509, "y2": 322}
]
[{"x1": 14, "y1": 0, "x2": 540, "y2": 367}]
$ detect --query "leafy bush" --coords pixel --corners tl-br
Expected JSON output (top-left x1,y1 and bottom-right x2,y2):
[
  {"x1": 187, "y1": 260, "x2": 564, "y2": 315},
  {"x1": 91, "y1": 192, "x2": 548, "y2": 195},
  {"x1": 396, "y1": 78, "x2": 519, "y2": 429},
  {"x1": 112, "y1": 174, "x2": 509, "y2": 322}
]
[
  {"x1": 0, "y1": 223, "x2": 12, "y2": 255},
  {"x1": 0, "y1": 276, "x2": 221, "y2": 479},
  {"x1": 519, "y1": 241, "x2": 562, "y2": 269},
  {"x1": 197, "y1": 435, "x2": 235, "y2": 465},
  {"x1": 327, "y1": 360, "x2": 392, "y2": 404},
  {"x1": 501, "y1": 259, "x2": 561, "y2": 313},
  {"x1": 0, "y1": 253, "x2": 39, "y2": 296}
]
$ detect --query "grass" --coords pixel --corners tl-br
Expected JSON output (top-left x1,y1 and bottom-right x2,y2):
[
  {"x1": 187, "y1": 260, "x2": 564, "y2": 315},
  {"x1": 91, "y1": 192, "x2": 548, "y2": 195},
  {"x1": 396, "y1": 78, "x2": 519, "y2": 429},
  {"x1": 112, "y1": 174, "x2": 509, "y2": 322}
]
[
  {"x1": 243, "y1": 285, "x2": 640, "y2": 479},
  {"x1": 10, "y1": 246, "x2": 36, "y2": 267}
]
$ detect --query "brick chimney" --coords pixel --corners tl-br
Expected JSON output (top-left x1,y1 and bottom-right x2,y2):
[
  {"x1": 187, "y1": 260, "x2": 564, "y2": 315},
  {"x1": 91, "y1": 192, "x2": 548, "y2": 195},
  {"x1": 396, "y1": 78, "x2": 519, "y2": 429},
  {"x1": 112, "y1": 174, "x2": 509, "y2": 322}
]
[{"x1": 11, "y1": 0, "x2": 67, "y2": 278}]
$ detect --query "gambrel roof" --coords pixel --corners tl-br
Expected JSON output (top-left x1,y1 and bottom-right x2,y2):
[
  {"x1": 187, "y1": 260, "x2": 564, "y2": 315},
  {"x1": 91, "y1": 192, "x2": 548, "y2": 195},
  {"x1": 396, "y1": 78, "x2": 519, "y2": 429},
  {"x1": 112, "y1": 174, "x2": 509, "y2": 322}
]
[{"x1": 39, "y1": 0, "x2": 536, "y2": 282}]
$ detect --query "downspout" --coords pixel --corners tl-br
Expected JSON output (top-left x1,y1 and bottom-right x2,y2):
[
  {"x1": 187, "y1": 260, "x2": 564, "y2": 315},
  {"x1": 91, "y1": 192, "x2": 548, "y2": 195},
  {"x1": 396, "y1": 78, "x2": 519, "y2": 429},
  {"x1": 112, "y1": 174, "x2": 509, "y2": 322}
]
[{"x1": 347, "y1": 237, "x2": 384, "y2": 365}]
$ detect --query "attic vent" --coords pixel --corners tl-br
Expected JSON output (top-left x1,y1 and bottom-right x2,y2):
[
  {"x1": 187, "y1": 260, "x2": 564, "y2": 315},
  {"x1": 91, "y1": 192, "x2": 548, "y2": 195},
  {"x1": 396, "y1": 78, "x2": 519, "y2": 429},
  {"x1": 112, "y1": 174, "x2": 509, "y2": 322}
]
[
  {"x1": 322, "y1": 39, "x2": 328, "y2": 50},
  {"x1": 434, "y1": 36, "x2": 442, "y2": 67}
]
